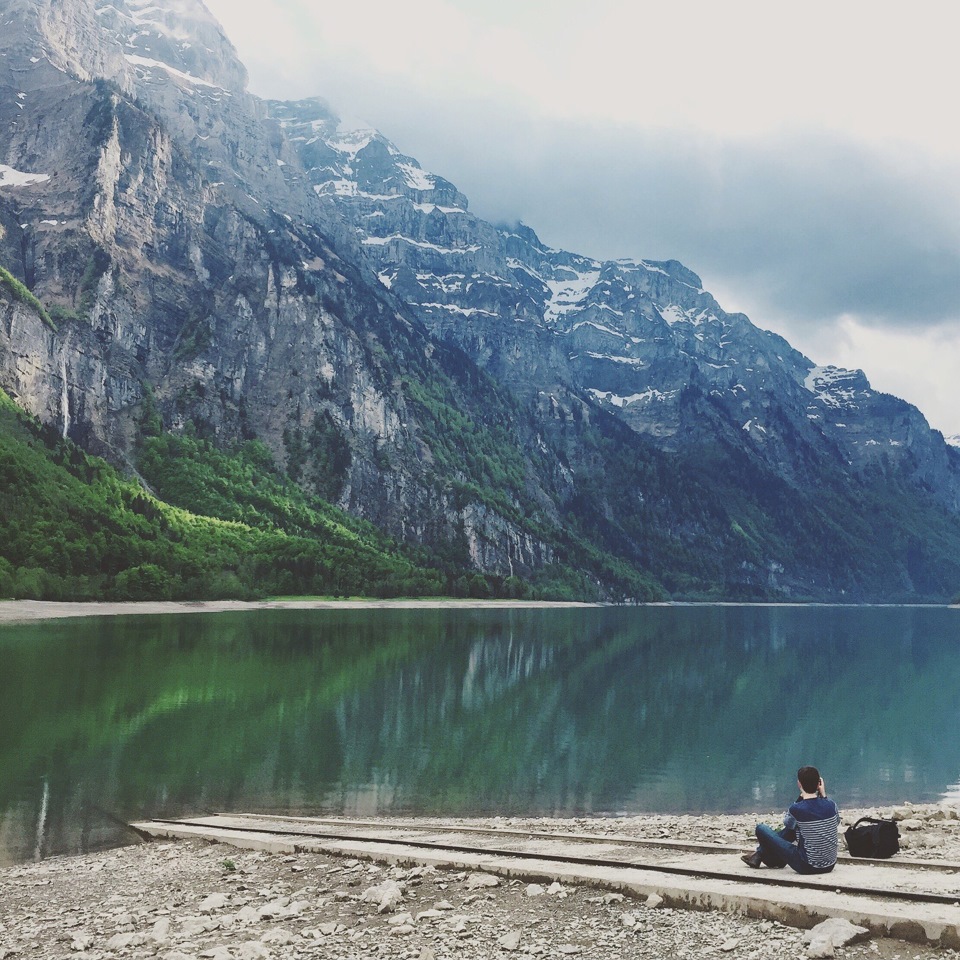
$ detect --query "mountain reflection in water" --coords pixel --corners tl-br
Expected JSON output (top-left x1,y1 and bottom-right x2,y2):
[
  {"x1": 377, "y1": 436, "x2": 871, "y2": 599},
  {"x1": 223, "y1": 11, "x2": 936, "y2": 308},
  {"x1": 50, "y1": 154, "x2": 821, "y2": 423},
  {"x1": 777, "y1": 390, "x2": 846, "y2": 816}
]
[{"x1": 1, "y1": 605, "x2": 958, "y2": 865}]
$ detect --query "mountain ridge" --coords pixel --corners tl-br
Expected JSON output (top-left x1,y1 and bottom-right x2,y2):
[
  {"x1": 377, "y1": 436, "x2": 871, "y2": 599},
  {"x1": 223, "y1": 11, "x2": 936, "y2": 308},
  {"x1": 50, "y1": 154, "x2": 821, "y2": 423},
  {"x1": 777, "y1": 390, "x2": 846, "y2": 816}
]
[{"x1": 280, "y1": 96, "x2": 960, "y2": 511}]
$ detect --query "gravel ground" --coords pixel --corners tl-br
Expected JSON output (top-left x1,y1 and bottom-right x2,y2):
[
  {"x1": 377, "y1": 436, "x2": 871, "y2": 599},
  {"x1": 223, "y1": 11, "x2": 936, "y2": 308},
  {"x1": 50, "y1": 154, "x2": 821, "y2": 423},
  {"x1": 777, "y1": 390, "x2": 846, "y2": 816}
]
[{"x1": 2, "y1": 804, "x2": 960, "y2": 960}]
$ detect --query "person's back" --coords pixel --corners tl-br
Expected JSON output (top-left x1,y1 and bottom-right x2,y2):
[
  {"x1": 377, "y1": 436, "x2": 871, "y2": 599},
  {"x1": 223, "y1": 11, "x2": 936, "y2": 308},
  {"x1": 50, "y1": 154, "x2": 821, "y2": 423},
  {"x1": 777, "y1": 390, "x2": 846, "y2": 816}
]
[{"x1": 788, "y1": 794, "x2": 840, "y2": 871}]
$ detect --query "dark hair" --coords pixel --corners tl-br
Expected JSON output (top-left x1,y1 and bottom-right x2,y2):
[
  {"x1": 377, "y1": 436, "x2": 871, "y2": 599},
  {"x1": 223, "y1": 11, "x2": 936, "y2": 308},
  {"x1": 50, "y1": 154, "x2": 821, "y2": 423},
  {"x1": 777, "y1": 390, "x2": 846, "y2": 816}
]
[{"x1": 797, "y1": 766, "x2": 821, "y2": 793}]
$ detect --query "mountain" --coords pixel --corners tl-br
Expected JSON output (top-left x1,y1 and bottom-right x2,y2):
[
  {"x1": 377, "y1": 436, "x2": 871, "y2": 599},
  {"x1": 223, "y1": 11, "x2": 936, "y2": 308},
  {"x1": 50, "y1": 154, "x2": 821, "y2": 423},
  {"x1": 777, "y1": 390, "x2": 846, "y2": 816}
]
[
  {"x1": 275, "y1": 98, "x2": 960, "y2": 511},
  {"x1": 2, "y1": 0, "x2": 960, "y2": 602}
]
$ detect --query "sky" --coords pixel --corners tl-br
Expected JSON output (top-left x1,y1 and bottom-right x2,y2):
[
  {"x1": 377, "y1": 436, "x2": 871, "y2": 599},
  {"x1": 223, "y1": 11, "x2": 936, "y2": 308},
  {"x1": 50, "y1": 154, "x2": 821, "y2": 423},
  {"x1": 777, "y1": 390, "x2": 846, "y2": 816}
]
[{"x1": 204, "y1": 0, "x2": 960, "y2": 436}]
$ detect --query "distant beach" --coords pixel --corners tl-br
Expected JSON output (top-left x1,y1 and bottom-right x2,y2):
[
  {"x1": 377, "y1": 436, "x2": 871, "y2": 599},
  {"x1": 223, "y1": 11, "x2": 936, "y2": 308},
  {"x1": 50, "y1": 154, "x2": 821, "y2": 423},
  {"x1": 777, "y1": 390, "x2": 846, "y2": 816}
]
[{"x1": 0, "y1": 598, "x2": 601, "y2": 623}]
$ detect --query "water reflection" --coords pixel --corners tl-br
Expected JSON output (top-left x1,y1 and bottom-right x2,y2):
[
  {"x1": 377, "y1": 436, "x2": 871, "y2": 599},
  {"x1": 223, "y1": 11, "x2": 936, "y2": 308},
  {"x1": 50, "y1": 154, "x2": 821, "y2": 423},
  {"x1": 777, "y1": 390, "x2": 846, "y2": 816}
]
[{"x1": 1, "y1": 605, "x2": 958, "y2": 865}]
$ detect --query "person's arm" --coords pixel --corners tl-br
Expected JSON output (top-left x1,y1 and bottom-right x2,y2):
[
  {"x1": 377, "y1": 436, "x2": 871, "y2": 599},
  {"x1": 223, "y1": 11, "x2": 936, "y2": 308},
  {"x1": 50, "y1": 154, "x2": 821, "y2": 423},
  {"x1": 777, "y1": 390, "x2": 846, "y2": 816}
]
[{"x1": 817, "y1": 777, "x2": 826, "y2": 797}]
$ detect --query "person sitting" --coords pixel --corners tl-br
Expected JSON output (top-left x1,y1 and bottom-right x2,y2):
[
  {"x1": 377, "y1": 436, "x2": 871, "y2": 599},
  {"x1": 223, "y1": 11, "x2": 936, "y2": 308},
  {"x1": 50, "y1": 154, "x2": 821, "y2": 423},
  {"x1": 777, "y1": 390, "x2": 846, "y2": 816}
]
[{"x1": 741, "y1": 765, "x2": 840, "y2": 874}]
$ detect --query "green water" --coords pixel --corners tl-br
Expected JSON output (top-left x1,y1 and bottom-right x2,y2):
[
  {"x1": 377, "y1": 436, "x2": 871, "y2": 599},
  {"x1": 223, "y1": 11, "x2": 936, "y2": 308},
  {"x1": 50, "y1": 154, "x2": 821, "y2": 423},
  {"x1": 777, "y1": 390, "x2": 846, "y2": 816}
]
[{"x1": 2, "y1": 605, "x2": 958, "y2": 865}]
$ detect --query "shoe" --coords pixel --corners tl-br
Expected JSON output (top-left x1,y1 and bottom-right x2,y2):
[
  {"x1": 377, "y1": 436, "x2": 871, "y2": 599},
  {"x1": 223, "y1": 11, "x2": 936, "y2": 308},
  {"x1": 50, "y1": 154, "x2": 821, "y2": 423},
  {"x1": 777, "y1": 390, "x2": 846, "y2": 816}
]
[{"x1": 741, "y1": 851, "x2": 763, "y2": 868}]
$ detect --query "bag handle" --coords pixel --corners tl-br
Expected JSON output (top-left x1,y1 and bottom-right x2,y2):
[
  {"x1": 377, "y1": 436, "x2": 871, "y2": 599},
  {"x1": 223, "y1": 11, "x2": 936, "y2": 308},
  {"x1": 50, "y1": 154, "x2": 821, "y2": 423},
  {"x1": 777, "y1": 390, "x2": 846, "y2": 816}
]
[{"x1": 849, "y1": 817, "x2": 891, "y2": 829}]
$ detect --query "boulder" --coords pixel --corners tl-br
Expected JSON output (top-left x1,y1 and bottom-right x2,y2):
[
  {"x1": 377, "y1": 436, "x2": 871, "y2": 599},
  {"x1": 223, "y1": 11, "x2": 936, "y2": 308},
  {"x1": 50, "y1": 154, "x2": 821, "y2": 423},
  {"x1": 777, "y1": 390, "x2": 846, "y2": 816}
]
[
  {"x1": 498, "y1": 930, "x2": 522, "y2": 951},
  {"x1": 803, "y1": 918, "x2": 870, "y2": 958},
  {"x1": 464, "y1": 873, "x2": 500, "y2": 890},
  {"x1": 235, "y1": 943, "x2": 270, "y2": 960},
  {"x1": 361, "y1": 879, "x2": 404, "y2": 913},
  {"x1": 199, "y1": 894, "x2": 230, "y2": 914}
]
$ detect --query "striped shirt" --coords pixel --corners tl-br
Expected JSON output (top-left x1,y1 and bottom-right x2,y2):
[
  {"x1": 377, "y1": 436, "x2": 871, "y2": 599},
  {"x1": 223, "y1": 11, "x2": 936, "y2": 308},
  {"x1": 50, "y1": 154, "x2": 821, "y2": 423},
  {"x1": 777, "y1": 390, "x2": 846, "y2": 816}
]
[{"x1": 787, "y1": 797, "x2": 840, "y2": 870}]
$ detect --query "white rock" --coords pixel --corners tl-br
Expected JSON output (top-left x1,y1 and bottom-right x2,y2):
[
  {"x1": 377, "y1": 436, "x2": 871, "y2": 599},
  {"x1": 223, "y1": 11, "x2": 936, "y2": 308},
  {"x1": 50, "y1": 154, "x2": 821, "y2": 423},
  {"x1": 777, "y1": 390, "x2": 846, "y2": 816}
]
[
  {"x1": 498, "y1": 930, "x2": 522, "y2": 951},
  {"x1": 645, "y1": 894, "x2": 664, "y2": 909},
  {"x1": 418, "y1": 949, "x2": 436, "y2": 960},
  {"x1": 416, "y1": 909, "x2": 444, "y2": 921},
  {"x1": 602, "y1": 893, "x2": 625, "y2": 904},
  {"x1": 389, "y1": 924, "x2": 415, "y2": 936},
  {"x1": 164, "y1": 953, "x2": 197, "y2": 960},
  {"x1": 199, "y1": 893, "x2": 230, "y2": 914},
  {"x1": 547, "y1": 881, "x2": 565, "y2": 895},
  {"x1": 388, "y1": 912, "x2": 415, "y2": 926},
  {"x1": 180, "y1": 916, "x2": 218, "y2": 937},
  {"x1": 257, "y1": 899, "x2": 288, "y2": 918},
  {"x1": 105, "y1": 932, "x2": 142, "y2": 951},
  {"x1": 317, "y1": 922, "x2": 341, "y2": 936},
  {"x1": 233, "y1": 906, "x2": 260, "y2": 924},
  {"x1": 901, "y1": 818, "x2": 923, "y2": 831},
  {"x1": 152, "y1": 918, "x2": 172, "y2": 941},
  {"x1": 70, "y1": 935, "x2": 94, "y2": 952},
  {"x1": 721, "y1": 938, "x2": 739, "y2": 952},
  {"x1": 434, "y1": 900, "x2": 455, "y2": 911},
  {"x1": 361, "y1": 879, "x2": 404, "y2": 913},
  {"x1": 557, "y1": 946, "x2": 581, "y2": 955},
  {"x1": 525, "y1": 883, "x2": 546, "y2": 897},
  {"x1": 620, "y1": 913, "x2": 636, "y2": 928},
  {"x1": 260, "y1": 928, "x2": 295, "y2": 945},
  {"x1": 464, "y1": 872, "x2": 500, "y2": 890},
  {"x1": 803, "y1": 918, "x2": 870, "y2": 958},
  {"x1": 199, "y1": 949, "x2": 233, "y2": 960},
  {"x1": 235, "y1": 943, "x2": 271, "y2": 960}
]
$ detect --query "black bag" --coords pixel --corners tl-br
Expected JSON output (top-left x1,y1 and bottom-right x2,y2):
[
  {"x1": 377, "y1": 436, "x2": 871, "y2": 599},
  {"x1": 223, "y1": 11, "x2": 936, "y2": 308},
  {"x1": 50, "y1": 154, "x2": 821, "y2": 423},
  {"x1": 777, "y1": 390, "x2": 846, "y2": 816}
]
[{"x1": 843, "y1": 816, "x2": 900, "y2": 858}]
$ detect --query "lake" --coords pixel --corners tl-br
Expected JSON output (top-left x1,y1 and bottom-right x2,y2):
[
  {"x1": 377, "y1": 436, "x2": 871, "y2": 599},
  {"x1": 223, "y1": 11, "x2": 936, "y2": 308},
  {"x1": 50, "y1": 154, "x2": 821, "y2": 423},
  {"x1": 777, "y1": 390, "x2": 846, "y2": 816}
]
[{"x1": 2, "y1": 604, "x2": 958, "y2": 865}]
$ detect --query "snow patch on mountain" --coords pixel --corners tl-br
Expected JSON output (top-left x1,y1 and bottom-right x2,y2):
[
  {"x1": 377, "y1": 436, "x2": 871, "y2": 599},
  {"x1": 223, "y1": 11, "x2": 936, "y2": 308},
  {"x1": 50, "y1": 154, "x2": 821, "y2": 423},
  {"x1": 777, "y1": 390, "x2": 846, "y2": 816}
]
[
  {"x1": 362, "y1": 235, "x2": 480, "y2": 254},
  {"x1": 123, "y1": 53, "x2": 223, "y2": 89},
  {"x1": 0, "y1": 164, "x2": 50, "y2": 187},
  {"x1": 543, "y1": 269, "x2": 601, "y2": 324},
  {"x1": 396, "y1": 161, "x2": 434, "y2": 191},
  {"x1": 589, "y1": 388, "x2": 676, "y2": 408},
  {"x1": 804, "y1": 365, "x2": 869, "y2": 409}
]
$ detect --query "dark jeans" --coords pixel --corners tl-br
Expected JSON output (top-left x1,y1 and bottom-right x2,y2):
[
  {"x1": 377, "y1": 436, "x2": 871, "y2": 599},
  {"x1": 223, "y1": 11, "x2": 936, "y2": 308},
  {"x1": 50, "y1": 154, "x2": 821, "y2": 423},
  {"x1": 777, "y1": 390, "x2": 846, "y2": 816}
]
[{"x1": 754, "y1": 824, "x2": 834, "y2": 875}]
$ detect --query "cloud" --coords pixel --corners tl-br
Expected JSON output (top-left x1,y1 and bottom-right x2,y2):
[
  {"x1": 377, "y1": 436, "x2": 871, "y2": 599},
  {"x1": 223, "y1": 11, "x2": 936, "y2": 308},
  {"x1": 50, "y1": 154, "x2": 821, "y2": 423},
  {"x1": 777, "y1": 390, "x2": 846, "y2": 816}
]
[
  {"x1": 203, "y1": 0, "x2": 960, "y2": 431},
  {"x1": 206, "y1": 0, "x2": 960, "y2": 329},
  {"x1": 402, "y1": 117, "x2": 960, "y2": 332}
]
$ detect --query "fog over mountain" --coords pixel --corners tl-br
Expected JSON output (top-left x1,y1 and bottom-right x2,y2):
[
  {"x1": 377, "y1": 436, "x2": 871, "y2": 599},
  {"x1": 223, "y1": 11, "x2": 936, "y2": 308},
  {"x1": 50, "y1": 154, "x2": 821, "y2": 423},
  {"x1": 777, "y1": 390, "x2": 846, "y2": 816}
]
[{"x1": 203, "y1": 0, "x2": 960, "y2": 436}]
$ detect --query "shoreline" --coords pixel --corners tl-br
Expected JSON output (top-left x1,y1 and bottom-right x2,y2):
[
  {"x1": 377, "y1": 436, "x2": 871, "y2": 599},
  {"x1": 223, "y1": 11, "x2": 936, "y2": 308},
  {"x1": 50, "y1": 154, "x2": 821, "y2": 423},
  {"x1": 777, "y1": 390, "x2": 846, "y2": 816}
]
[
  {"x1": 0, "y1": 598, "x2": 602, "y2": 623},
  {"x1": 3, "y1": 807, "x2": 958, "y2": 959},
  {"x1": 0, "y1": 598, "x2": 955, "y2": 624}
]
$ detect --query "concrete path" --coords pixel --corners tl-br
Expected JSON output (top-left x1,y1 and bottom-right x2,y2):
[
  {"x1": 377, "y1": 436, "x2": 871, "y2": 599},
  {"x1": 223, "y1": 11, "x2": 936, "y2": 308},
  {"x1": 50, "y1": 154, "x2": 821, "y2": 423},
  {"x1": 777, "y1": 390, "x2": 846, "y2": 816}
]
[{"x1": 133, "y1": 814, "x2": 960, "y2": 948}]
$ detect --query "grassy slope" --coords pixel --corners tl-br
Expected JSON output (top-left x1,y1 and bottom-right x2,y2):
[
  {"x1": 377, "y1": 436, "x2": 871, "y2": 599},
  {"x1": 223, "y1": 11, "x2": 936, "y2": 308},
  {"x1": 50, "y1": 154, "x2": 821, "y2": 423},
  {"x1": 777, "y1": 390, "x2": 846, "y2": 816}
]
[{"x1": 0, "y1": 389, "x2": 445, "y2": 601}]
